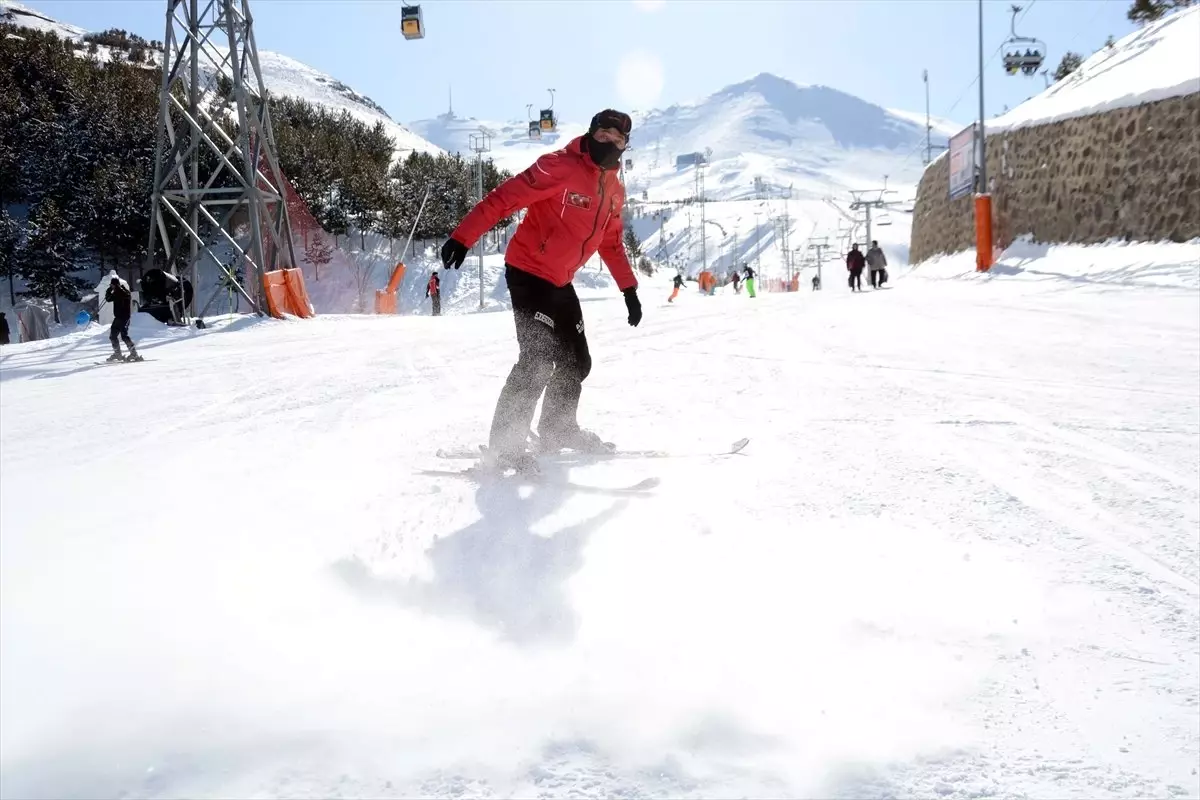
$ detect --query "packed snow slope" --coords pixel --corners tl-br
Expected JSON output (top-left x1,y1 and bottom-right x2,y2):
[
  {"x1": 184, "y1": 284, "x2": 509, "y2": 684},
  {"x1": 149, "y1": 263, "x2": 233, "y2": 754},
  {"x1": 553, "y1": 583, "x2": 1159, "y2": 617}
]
[{"x1": 2, "y1": 241, "x2": 1198, "y2": 799}]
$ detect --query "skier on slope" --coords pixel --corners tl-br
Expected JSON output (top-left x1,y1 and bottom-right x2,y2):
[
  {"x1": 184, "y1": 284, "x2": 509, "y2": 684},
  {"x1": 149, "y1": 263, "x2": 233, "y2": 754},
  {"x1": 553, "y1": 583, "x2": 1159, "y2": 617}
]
[
  {"x1": 439, "y1": 109, "x2": 642, "y2": 472},
  {"x1": 104, "y1": 271, "x2": 141, "y2": 362},
  {"x1": 730, "y1": 269, "x2": 742, "y2": 294},
  {"x1": 668, "y1": 273, "x2": 686, "y2": 303},
  {"x1": 425, "y1": 271, "x2": 441, "y2": 316},
  {"x1": 742, "y1": 263, "x2": 757, "y2": 298},
  {"x1": 846, "y1": 244, "x2": 866, "y2": 292}
]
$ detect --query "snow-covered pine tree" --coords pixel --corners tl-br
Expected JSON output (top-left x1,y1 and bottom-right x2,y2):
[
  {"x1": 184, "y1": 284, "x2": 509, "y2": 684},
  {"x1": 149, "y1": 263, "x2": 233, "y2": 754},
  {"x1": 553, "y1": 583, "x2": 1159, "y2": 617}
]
[
  {"x1": 22, "y1": 198, "x2": 86, "y2": 323},
  {"x1": 0, "y1": 210, "x2": 22, "y2": 306}
]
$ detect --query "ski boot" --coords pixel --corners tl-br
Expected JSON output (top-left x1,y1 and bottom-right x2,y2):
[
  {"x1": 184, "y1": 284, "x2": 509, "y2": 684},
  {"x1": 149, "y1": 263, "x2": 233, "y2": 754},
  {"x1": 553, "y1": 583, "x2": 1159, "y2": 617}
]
[
  {"x1": 535, "y1": 426, "x2": 615, "y2": 455},
  {"x1": 106, "y1": 351, "x2": 124, "y2": 363},
  {"x1": 124, "y1": 349, "x2": 144, "y2": 362},
  {"x1": 480, "y1": 445, "x2": 540, "y2": 477}
]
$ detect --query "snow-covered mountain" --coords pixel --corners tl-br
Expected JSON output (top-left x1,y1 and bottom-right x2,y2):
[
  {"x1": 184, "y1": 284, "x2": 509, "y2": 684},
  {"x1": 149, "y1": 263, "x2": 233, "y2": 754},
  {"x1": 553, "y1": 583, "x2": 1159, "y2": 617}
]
[{"x1": 0, "y1": 0, "x2": 443, "y2": 161}]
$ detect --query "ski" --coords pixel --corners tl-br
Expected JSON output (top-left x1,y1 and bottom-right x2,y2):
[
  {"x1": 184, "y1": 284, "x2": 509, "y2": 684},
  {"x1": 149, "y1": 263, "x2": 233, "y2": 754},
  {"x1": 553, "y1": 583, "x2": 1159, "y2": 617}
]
[
  {"x1": 435, "y1": 437, "x2": 749, "y2": 463},
  {"x1": 94, "y1": 357, "x2": 150, "y2": 365},
  {"x1": 417, "y1": 467, "x2": 660, "y2": 497}
]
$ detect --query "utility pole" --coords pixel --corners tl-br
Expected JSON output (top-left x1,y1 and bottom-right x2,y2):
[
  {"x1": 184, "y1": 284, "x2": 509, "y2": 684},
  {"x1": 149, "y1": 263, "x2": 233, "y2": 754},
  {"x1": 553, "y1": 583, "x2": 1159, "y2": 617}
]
[
  {"x1": 921, "y1": 69, "x2": 948, "y2": 165},
  {"x1": 695, "y1": 161, "x2": 707, "y2": 274},
  {"x1": 469, "y1": 128, "x2": 491, "y2": 310},
  {"x1": 808, "y1": 237, "x2": 830, "y2": 290},
  {"x1": 146, "y1": 0, "x2": 296, "y2": 324},
  {"x1": 975, "y1": 0, "x2": 993, "y2": 271}
]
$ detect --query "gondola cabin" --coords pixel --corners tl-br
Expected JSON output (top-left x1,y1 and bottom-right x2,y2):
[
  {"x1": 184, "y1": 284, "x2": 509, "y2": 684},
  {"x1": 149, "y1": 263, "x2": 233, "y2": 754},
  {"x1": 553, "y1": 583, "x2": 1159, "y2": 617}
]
[
  {"x1": 624, "y1": 158, "x2": 633, "y2": 171},
  {"x1": 400, "y1": 4, "x2": 424, "y2": 40},
  {"x1": 539, "y1": 108, "x2": 557, "y2": 132},
  {"x1": 528, "y1": 121, "x2": 541, "y2": 139}
]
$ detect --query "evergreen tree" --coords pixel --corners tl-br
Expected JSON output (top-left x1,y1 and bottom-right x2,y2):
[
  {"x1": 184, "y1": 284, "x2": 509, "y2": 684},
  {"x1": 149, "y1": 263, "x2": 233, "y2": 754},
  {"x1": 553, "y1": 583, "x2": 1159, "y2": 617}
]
[
  {"x1": 303, "y1": 234, "x2": 334, "y2": 281},
  {"x1": 1053, "y1": 51, "x2": 1084, "y2": 81},
  {"x1": 1127, "y1": 0, "x2": 1171, "y2": 24},
  {"x1": 1104, "y1": 34, "x2": 1117, "y2": 48},
  {"x1": 0, "y1": 210, "x2": 21, "y2": 306},
  {"x1": 22, "y1": 198, "x2": 86, "y2": 323},
  {"x1": 623, "y1": 228, "x2": 643, "y2": 261}
]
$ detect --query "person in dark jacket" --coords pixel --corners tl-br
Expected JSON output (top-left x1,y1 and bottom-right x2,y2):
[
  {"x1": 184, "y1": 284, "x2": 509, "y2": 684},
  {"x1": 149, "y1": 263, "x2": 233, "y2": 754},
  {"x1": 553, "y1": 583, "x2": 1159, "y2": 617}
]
[
  {"x1": 846, "y1": 244, "x2": 866, "y2": 292},
  {"x1": 0, "y1": 311, "x2": 9, "y2": 345},
  {"x1": 439, "y1": 109, "x2": 642, "y2": 471},
  {"x1": 668, "y1": 272, "x2": 686, "y2": 303},
  {"x1": 105, "y1": 272, "x2": 141, "y2": 362},
  {"x1": 425, "y1": 271, "x2": 441, "y2": 316},
  {"x1": 742, "y1": 264, "x2": 757, "y2": 298}
]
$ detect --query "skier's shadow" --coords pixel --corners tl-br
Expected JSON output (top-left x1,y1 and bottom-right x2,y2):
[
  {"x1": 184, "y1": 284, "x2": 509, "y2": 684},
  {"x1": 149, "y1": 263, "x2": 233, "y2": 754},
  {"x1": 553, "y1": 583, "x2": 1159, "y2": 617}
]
[{"x1": 332, "y1": 461, "x2": 629, "y2": 648}]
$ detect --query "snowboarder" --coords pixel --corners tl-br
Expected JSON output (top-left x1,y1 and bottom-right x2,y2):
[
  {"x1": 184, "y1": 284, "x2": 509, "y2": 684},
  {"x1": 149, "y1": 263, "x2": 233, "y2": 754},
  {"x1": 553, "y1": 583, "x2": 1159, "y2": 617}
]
[
  {"x1": 426, "y1": 271, "x2": 441, "y2": 316},
  {"x1": 0, "y1": 311, "x2": 9, "y2": 345},
  {"x1": 743, "y1": 264, "x2": 757, "y2": 298},
  {"x1": 866, "y1": 240, "x2": 888, "y2": 289},
  {"x1": 104, "y1": 272, "x2": 141, "y2": 362},
  {"x1": 846, "y1": 244, "x2": 865, "y2": 292},
  {"x1": 439, "y1": 108, "x2": 642, "y2": 471},
  {"x1": 730, "y1": 270, "x2": 742, "y2": 294},
  {"x1": 668, "y1": 273, "x2": 685, "y2": 303}
]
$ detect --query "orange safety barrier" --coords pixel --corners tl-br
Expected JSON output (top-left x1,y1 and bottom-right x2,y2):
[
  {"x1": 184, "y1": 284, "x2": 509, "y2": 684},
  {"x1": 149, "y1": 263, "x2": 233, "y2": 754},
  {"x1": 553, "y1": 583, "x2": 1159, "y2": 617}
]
[
  {"x1": 263, "y1": 268, "x2": 315, "y2": 319},
  {"x1": 975, "y1": 194, "x2": 994, "y2": 272}
]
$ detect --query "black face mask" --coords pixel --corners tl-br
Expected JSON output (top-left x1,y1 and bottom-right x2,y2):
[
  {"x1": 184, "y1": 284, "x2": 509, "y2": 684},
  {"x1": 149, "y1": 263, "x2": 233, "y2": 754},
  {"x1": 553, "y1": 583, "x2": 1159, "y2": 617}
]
[{"x1": 585, "y1": 135, "x2": 623, "y2": 170}]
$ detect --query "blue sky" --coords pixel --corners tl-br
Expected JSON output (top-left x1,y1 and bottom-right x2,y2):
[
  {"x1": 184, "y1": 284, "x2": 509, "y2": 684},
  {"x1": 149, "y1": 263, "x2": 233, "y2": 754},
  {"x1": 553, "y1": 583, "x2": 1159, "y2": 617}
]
[{"x1": 32, "y1": 0, "x2": 1139, "y2": 130}]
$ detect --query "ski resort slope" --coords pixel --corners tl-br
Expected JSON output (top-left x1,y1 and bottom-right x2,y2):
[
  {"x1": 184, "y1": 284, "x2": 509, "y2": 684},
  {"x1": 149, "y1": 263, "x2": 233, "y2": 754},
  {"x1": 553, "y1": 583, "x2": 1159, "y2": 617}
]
[{"x1": 1, "y1": 242, "x2": 1199, "y2": 799}]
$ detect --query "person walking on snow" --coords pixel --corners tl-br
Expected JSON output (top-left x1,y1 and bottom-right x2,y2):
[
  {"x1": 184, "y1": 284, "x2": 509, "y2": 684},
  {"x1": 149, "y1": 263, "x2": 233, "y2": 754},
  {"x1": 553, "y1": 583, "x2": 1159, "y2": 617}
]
[
  {"x1": 730, "y1": 269, "x2": 742, "y2": 294},
  {"x1": 668, "y1": 273, "x2": 686, "y2": 303},
  {"x1": 439, "y1": 109, "x2": 642, "y2": 472},
  {"x1": 104, "y1": 271, "x2": 141, "y2": 362},
  {"x1": 845, "y1": 244, "x2": 865, "y2": 292},
  {"x1": 866, "y1": 240, "x2": 888, "y2": 289},
  {"x1": 742, "y1": 263, "x2": 757, "y2": 298},
  {"x1": 426, "y1": 271, "x2": 441, "y2": 316},
  {"x1": 0, "y1": 311, "x2": 9, "y2": 345}
]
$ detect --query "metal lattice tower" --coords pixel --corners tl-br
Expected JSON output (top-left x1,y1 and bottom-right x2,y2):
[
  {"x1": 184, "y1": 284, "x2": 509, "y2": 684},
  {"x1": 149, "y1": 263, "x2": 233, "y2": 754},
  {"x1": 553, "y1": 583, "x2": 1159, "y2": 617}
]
[
  {"x1": 468, "y1": 129, "x2": 492, "y2": 310},
  {"x1": 145, "y1": 0, "x2": 296, "y2": 323},
  {"x1": 848, "y1": 179, "x2": 902, "y2": 249}
]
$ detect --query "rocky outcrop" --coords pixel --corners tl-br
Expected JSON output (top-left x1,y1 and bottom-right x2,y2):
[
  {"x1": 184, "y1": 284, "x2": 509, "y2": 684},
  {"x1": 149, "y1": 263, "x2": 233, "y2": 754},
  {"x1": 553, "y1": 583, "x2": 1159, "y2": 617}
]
[{"x1": 910, "y1": 92, "x2": 1200, "y2": 264}]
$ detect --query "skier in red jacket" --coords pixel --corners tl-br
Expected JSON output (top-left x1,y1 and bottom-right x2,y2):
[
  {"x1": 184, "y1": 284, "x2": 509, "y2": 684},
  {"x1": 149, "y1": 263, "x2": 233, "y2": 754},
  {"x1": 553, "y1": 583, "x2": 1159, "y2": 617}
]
[{"x1": 440, "y1": 109, "x2": 642, "y2": 471}]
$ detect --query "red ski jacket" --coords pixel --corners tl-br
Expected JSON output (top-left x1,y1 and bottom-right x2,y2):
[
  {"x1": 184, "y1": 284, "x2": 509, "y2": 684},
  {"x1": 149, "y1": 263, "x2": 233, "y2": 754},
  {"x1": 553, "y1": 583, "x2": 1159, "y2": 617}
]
[{"x1": 450, "y1": 136, "x2": 638, "y2": 292}]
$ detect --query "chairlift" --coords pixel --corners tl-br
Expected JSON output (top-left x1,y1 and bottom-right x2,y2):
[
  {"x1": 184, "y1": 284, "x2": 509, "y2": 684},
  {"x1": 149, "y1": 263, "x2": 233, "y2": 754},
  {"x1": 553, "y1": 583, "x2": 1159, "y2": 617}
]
[
  {"x1": 525, "y1": 104, "x2": 541, "y2": 140},
  {"x1": 1001, "y1": 4, "x2": 1046, "y2": 76},
  {"x1": 400, "y1": 4, "x2": 424, "y2": 40},
  {"x1": 624, "y1": 158, "x2": 633, "y2": 171},
  {"x1": 875, "y1": 213, "x2": 893, "y2": 227},
  {"x1": 539, "y1": 88, "x2": 557, "y2": 132}
]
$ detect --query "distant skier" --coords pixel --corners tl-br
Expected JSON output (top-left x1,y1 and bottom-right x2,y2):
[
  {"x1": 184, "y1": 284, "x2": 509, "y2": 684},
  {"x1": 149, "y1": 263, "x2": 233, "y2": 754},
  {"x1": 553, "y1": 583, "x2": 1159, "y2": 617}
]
[
  {"x1": 866, "y1": 240, "x2": 888, "y2": 289},
  {"x1": 0, "y1": 311, "x2": 8, "y2": 345},
  {"x1": 811, "y1": 273, "x2": 821, "y2": 291},
  {"x1": 846, "y1": 244, "x2": 865, "y2": 292},
  {"x1": 668, "y1": 273, "x2": 685, "y2": 303},
  {"x1": 743, "y1": 264, "x2": 757, "y2": 298},
  {"x1": 730, "y1": 270, "x2": 742, "y2": 294},
  {"x1": 426, "y1": 271, "x2": 441, "y2": 316},
  {"x1": 104, "y1": 271, "x2": 141, "y2": 362},
  {"x1": 439, "y1": 108, "x2": 642, "y2": 472}
]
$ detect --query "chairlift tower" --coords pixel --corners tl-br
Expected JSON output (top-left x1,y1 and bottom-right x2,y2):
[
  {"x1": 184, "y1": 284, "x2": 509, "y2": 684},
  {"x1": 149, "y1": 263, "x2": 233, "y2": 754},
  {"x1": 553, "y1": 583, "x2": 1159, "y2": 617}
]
[
  {"x1": 807, "y1": 237, "x2": 830, "y2": 290},
  {"x1": 469, "y1": 128, "x2": 492, "y2": 310},
  {"x1": 145, "y1": 0, "x2": 296, "y2": 323},
  {"x1": 848, "y1": 181, "x2": 901, "y2": 251},
  {"x1": 922, "y1": 69, "x2": 949, "y2": 166},
  {"x1": 695, "y1": 161, "x2": 707, "y2": 273}
]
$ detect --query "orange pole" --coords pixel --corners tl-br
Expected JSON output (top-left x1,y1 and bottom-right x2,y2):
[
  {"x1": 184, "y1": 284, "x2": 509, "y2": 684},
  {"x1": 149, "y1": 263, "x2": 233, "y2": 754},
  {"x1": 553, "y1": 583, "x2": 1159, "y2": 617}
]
[{"x1": 975, "y1": 194, "x2": 993, "y2": 272}]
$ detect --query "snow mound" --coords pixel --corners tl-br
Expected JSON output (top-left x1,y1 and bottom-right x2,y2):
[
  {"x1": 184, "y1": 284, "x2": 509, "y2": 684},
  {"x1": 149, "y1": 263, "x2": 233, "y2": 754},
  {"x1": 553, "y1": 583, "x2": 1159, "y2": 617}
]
[
  {"x1": 911, "y1": 236, "x2": 1200, "y2": 289},
  {"x1": 989, "y1": 5, "x2": 1200, "y2": 133}
]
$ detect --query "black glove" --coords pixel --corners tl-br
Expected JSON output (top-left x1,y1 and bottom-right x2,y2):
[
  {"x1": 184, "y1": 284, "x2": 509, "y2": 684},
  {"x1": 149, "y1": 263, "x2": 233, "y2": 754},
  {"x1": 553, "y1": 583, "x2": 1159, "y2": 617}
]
[
  {"x1": 623, "y1": 287, "x2": 642, "y2": 327},
  {"x1": 441, "y1": 238, "x2": 468, "y2": 270}
]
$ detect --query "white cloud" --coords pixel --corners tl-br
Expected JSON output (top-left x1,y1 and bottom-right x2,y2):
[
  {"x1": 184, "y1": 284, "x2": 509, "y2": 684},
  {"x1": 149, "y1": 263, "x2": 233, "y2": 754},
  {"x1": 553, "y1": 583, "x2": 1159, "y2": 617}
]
[
  {"x1": 632, "y1": 0, "x2": 666, "y2": 11},
  {"x1": 615, "y1": 50, "x2": 665, "y2": 112}
]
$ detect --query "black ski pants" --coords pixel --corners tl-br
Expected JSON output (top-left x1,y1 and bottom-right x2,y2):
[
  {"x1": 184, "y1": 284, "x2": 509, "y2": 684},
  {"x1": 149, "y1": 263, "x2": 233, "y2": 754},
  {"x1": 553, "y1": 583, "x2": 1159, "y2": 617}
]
[
  {"x1": 489, "y1": 265, "x2": 591, "y2": 454},
  {"x1": 110, "y1": 316, "x2": 134, "y2": 351},
  {"x1": 869, "y1": 268, "x2": 882, "y2": 289},
  {"x1": 431, "y1": 292, "x2": 441, "y2": 316},
  {"x1": 848, "y1": 267, "x2": 863, "y2": 291}
]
